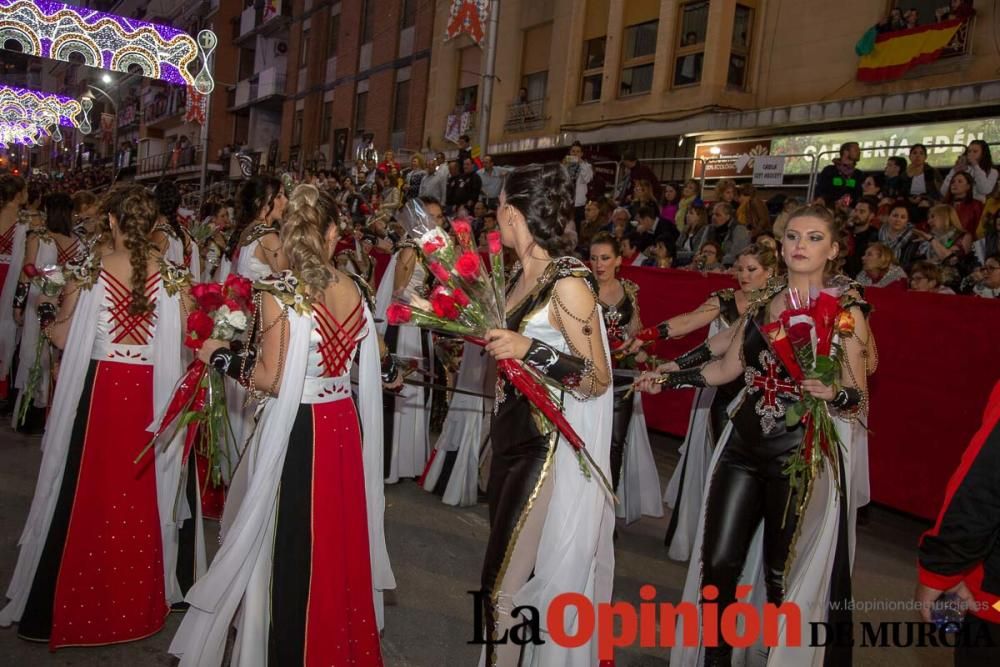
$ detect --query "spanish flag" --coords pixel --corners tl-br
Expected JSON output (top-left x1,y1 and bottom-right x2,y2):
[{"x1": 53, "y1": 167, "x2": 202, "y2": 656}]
[{"x1": 857, "y1": 19, "x2": 963, "y2": 83}]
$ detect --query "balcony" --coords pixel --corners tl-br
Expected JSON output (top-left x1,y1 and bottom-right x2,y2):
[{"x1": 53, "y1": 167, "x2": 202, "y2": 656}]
[
  {"x1": 135, "y1": 145, "x2": 222, "y2": 180},
  {"x1": 503, "y1": 99, "x2": 545, "y2": 133},
  {"x1": 143, "y1": 95, "x2": 186, "y2": 129},
  {"x1": 230, "y1": 67, "x2": 286, "y2": 111},
  {"x1": 236, "y1": 2, "x2": 292, "y2": 45}
]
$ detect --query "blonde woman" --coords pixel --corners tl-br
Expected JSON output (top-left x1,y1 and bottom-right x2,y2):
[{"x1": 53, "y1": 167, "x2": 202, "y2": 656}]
[
  {"x1": 915, "y1": 204, "x2": 972, "y2": 265},
  {"x1": 171, "y1": 184, "x2": 399, "y2": 666},
  {"x1": 856, "y1": 241, "x2": 908, "y2": 288}
]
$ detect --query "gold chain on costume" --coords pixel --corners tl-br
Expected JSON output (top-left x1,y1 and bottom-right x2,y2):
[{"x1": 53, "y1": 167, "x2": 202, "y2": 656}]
[{"x1": 549, "y1": 286, "x2": 610, "y2": 398}]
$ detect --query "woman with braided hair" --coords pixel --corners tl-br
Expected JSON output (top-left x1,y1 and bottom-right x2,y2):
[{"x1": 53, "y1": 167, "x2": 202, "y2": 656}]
[
  {"x1": 479, "y1": 163, "x2": 614, "y2": 666},
  {"x1": 0, "y1": 185, "x2": 195, "y2": 649},
  {"x1": 636, "y1": 205, "x2": 875, "y2": 666},
  {"x1": 170, "y1": 184, "x2": 400, "y2": 666}
]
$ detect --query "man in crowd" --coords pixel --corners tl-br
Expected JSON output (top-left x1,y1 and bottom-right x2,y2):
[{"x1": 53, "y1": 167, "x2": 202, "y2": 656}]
[
  {"x1": 883, "y1": 155, "x2": 910, "y2": 201},
  {"x1": 616, "y1": 150, "x2": 660, "y2": 204},
  {"x1": 843, "y1": 195, "x2": 881, "y2": 277},
  {"x1": 816, "y1": 141, "x2": 864, "y2": 208},
  {"x1": 457, "y1": 134, "x2": 472, "y2": 165},
  {"x1": 566, "y1": 141, "x2": 594, "y2": 222},
  {"x1": 448, "y1": 157, "x2": 482, "y2": 215},
  {"x1": 419, "y1": 153, "x2": 450, "y2": 205},
  {"x1": 635, "y1": 205, "x2": 679, "y2": 256},
  {"x1": 479, "y1": 155, "x2": 511, "y2": 209},
  {"x1": 620, "y1": 231, "x2": 648, "y2": 267}
]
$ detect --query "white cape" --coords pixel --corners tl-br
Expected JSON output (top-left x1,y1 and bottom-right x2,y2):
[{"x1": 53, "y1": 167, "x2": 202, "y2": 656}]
[
  {"x1": 615, "y1": 392, "x2": 664, "y2": 524},
  {"x1": 0, "y1": 222, "x2": 27, "y2": 378}
]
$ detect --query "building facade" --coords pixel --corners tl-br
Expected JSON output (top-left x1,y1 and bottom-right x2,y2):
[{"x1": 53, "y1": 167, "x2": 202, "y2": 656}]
[
  {"x1": 423, "y1": 0, "x2": 999, "y2": 191},
  {"x1": 243, "y1": 0, "x2": 438, "y2": 172}
]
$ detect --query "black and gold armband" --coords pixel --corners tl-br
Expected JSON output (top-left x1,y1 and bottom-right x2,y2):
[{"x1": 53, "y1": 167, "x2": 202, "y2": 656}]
[
  {"x1": 522, "y1": 338, "x2": 588, "y2": 389},
  {"x1": 674, "y1": 342, "x2": 712, "y2": 370},
  {"x1": 658, "y1": 368, "x2": 707, "y2": 390}
]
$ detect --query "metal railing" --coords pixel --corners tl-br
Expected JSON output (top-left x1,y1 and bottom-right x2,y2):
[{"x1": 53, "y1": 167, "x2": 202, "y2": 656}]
[
  {"x1": 504, "y1": 100, "x2": 546, "y2": 133},
  {"x1": 137, "y1": 145, "x2": 202, "y2": 177}
]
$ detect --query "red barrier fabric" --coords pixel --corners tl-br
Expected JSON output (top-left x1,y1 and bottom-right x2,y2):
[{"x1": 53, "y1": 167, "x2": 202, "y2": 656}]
[{"x1": 621, "y1": 266, "x2": 1000, "y2": 520}]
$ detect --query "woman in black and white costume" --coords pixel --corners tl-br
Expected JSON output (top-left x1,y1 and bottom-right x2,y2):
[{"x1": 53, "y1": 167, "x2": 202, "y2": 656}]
[
  {"x1": 479, "y1": 163, "x2": 614, "y2": 666},
  {"x1": 374, "y1": 197, "x2": 446, "y2": 483},
  {"x1": 637, "y1": 205, "x2": 874, "y2": 666},
  {"x1": 626, "y1": 244, "x2": 781, "y2": 560},
  {"x1": 588, "y1": 232, "x2": 662, "y2": 524},
  {"x1": 420, "y1": 340, "x2": 493, "y2": 506}
]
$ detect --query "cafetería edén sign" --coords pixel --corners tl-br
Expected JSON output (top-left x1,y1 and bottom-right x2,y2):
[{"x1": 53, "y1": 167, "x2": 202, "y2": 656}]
[{"x1": 693, "y1": 118, "x2": 1000, "y2": 178}]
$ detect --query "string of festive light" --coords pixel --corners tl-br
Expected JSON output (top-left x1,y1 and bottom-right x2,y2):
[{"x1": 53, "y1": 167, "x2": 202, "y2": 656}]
[
  {"x1": 0, "y1": 84, "x2": 82, "y2": 129},
  {"x1": 0, "y1": 0, "x2": 216, "y2": 93},
  {"x1": 0, "y1": 120, "x2": 48, "y2": 147}
]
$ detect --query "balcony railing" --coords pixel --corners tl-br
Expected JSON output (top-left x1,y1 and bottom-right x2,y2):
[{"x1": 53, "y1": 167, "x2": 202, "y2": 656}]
[
  {"x1": 238, "y1": 2, "x2": 292, "y2": 42},
  {"x1": 232, "y1": 67, "x2": 286, "y2": 109},
  {"x1": 504, "y1": 99, "x2": 545, "y2": 133},
  {"x1": 137, "y1": 145, "x2": 201, "y2": 177},
  {"x1": 941, "y1": 15, "x2": 974, "y2": 58}
]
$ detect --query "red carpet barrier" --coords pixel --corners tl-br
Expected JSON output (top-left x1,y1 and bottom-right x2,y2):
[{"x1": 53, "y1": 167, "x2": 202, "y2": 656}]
[{"x1": 621, "y1": 266, "x2": 1000, "y2": 520}]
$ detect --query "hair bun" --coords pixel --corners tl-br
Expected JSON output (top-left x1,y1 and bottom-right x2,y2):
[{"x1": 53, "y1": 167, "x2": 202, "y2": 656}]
[{"x1": 502, "y1": 163, "x2": 574, "y2": 255}]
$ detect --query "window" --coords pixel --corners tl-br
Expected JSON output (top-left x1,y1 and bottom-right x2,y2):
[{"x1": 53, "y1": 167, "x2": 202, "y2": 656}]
[
  {"x1": 361, "y1": 0, "x2": 375, "y2": 44},
  {"x1": 521, "y1": 71, "x2": 548, "y2": 101},
  {"x1": 727, "y1": 5, "x2": 753, "y2": 89},
  {"x1": 392, "y1": 80, "x2": 409, "y2": 133},
  {"x1": 327, "y1": 12, "x2": 340, "y2": 58},
  {"x1": 401, "y1": 0, "x2": 417, "y2": 29},
  {"x1": 321, "y1": 101, "x2": 333, "y2": 142},
  {"x1": 354, "y1": 91, "x2": 367, "y2": 131},
  {"x1": 580, "y1": 37, "x2": 605, "y2": 102},
  {"x1": 292, "y1": 109, "x2": 303, "y2": 146},
  {"x1": 456, "y1": 46, "x2": 481, "y2": 111},
  {"x1": 456, "y1": 85, "x2": 478, "y2": 110},
  {"x1": 520, "y1": 23, "x2": 552, "y2": 100},
  {"x1": 673, "y1": 1, "x2": 709, "y2": 87},
  {"x1": 299, "y1": 29, "x2": 310, "y2": 66},
  {"x1": 619, "y1": 20, "x2": 657, "y2": 97}
]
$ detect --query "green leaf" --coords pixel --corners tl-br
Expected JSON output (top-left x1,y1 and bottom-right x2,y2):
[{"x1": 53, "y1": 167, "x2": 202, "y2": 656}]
[{"x1": 785, "y1": 401, "x2": 805, "y2": 427}]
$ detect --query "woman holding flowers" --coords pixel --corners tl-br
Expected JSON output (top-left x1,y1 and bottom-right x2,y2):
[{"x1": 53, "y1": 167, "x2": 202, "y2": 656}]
[
  {"x1": 0, "y1": 185, "x2": 193, "y2": 648},
  {"x1": 479, "y1": 163, "x2": 614, "y2": 666},
  {"x1": 170, "y1": 184, "x2": 399, "y2": 666},
  {"x1": 637, "y1": 205, "x2": 874, "y2": 667},
  {"x1": 0, "y1": 174, "x2": 28, "y2": 407}
]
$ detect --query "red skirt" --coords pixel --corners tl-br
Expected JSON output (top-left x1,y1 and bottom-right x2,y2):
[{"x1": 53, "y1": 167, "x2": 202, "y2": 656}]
[
  {"x1": 17, "y1": 359, "x2": 168, "y2": 648},
  {"x1": 269, "y1": 397, "x2": 383, "y2": 666}
]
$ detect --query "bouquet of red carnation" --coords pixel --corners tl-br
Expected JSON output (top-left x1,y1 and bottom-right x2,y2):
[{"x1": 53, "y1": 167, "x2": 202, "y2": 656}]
[
  {"x1": 760, "y1": 287, "x2": 855, "y2": 516},
  {"x1": 137, "y1": 274, "x2": 255, "y2": 488},
  {"x1": 388, "y1": 202, "x2": 612, "y2": 495}
]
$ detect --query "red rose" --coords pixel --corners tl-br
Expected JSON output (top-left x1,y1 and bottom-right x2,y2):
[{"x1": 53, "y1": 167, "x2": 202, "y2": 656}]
[
  {"x1": 430, "y1": 291, "x2": 459, "y2": 320},
  {"x1": 452, "y1": 288, "x2": 470, "y2": 307},
  {"x1": 224, "y1": 274, "x2": 253, "y2": 303},
  {"x1": 451, "y1": 219, "x2": 472, "y2": 236},
  {"x1": 224, "y1": 298, "x2": 246, "y2": 314},
  {"x1": 422, "y1": 236, "x2": 446, "y2": 255},
  {"x1": 386, "y1": 303, "x2": 413, "y2": 325},
  {"x1": 192, "y1": 282, "x2": 225, "y2": 311},
  {"x1": 487, "y1": 231, "x2": 502, "y2": 254},
  {"x1": 185, "y1": 310, "x2": 215, "y2": 350},
  {"x1": 22, "y1": 263, "x2": 39, "y2": 279},
  {"x1": 455, "y1": 251, "x2": 481, "y2": 280},
  {"x1": 429, "y1": 262, "x2": 451, "y2": 283}
]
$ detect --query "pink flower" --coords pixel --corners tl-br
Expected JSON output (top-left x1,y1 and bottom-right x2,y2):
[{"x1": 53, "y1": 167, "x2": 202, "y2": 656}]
[
  {"x1": 487, "y1": 231, "x2": 502, "y2": 254},
  {"x1": 455, "y1": 251, "x2": 481, "y2": 280},
  {"x1": 429, "y1": 262, "x2": 451, "y2": 283}
]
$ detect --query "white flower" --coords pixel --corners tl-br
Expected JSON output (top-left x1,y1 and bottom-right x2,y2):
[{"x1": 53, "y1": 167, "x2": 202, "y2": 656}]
[{"x1": 226, "y1": 309, "x2": 248, "y2": 331}]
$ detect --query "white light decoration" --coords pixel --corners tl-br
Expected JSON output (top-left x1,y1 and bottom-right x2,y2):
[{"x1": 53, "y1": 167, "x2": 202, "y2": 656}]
[
  {"x1": 0, "y1": 0, "x2": 216, "y2": 93},
  {"x1": 0, "y1": 84, "x2": 83, "y2": 130},
  {"x1": 0, "y1": 121, "x2": 47, "y2": 147}
]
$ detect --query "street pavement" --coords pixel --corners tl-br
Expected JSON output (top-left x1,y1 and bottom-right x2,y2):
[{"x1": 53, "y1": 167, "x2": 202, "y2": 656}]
[{"x1": 0, "y1": 425, "x2": 951, "y2": 666}]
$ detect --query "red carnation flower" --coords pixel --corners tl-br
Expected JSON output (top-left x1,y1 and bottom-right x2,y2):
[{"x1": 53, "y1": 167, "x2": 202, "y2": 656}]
[
  {"x1": 487, "y1": 231, "x2": 502, "y2": 254},
  {"x1": 429, "y1": 262, "x2": 451, "y2": 283},
  {"x1": 430, "y1": 291, "x2": 459, "y2": 320},
  {"x1": 452, "y1": 288, "x2": 470, "y2": 307},
  {"x1": 224, "y1": 274, "x2": 253, "y2": 303},
  {"x1": 22, "y1": 263, "x2": 39, "y2": 279},
  {"x1": 455, "y1": 251, "x2": 481, "y2": 279},
  {"x1": 451, "y1": 219, "x2": 472, "y2": 236},
  {"x1": 386, "y1": 303, "x2": 413, "y2": 325},
  {"x1": 422, "y1": 236, "x2": 446, "y2": 255},
  {"x1": 185, "y1": 310, "x2": 215, "y2": 350},
  {"x1": 192, "y1": 282, "x2": 225, "y2": 311}
]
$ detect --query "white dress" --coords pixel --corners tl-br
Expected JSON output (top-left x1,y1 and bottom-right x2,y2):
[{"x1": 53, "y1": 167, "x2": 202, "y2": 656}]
[
  {"x1": 374, "y1": 248, "x2": 431, "y2": 483},
  {"x1": 421, "y1": 341, "x2": 492, "y2": 506},
  {"x1": 11, "y1": 233, "x2": 58, "y2": 417}
]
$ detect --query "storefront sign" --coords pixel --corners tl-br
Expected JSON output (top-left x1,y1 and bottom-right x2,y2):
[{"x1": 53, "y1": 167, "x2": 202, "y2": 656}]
[{"x1": 692, "y1": 139, "x2": 771, "y2": 178}]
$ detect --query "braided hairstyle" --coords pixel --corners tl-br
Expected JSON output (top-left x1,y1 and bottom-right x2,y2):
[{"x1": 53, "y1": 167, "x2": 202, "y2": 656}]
[
  {"x1": 228, "y1": 176, "x2": 282, "y2": 260},
  {"x1": 104, "y1": 185, "x2": 157, "y2": 315},
  {"x1": 502, "y1": 163, "x2": 575, "y2": 256},
  {"x1": 280, "y1": 184, "x2": 335, "y2": 300}
]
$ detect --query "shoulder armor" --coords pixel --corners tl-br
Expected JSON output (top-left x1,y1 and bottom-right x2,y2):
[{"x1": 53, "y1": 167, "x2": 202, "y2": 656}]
[
  {"x1": 158, "y1": 257, "x2": 192, "y2": 296},
  {"x1": 152, "y1": 221, "x2": 178, "y2": 239},
  {"x1": 712, "y1": 287, "x2": 735, "y2": 302},
  {"x1": 254, "y1": 270, "x2": 313, "y2": 315},
  {"x1": 65, "y1": 251, "x2": 101, "y2": 289}
]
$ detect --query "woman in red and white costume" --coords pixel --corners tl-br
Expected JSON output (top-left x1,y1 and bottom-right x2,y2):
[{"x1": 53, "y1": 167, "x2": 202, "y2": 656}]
[
  {"x1": 0, "y1": 185, "x2": 194, "y2": 648},
  {"x1": 170, "y1": 184, "x2": 397, "y2": 666}
]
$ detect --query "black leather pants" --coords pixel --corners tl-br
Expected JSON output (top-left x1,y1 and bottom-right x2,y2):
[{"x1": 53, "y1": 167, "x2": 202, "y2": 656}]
[
  {"x1": 480, "y1": 431, "x2": 552, "y2": 663},
  {"x1": 700, "y1": 427, "x2": 801, "y2": 666},
  {"x1": 609, "y1": 379, "x2": 634, "y2": 493}
]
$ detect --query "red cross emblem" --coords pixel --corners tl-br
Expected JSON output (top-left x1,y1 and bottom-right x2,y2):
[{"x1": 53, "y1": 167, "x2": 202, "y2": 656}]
[{"x1": 744, "y1": 350, "x2": 799, "y2": 433}]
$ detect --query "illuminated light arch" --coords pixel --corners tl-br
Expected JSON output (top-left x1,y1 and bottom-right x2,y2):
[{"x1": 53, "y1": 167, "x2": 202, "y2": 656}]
[
  {"x1": 0, "y1": 0, "x2": 215, "y2": 93},
  {"x1": 0, "y1": 85, "x2": 83, "y2": 129},
  {"x1": 0, "y1": 24, "x2": 40, "y2": 55}
]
